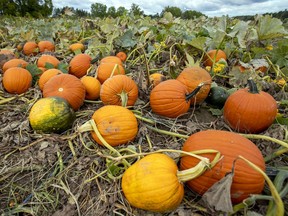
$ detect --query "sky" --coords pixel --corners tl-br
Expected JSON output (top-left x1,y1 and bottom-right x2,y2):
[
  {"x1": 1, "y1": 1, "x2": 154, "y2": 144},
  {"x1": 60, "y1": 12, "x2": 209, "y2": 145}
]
[{"x1": 52, "y1": 0, "x2": 288, "y2": 17}]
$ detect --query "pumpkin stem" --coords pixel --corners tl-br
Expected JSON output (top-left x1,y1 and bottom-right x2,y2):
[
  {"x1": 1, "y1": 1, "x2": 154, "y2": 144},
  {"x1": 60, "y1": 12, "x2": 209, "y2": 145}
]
[
  {"x1": 118, "y1": 90, "x2": 128, "y2": 107},
  {"x1": 185, "y1": 82, "x2": 205, "y2": 101},
  {"x1": 247, "y1": 78, "x2": 259, "y2": 94}
]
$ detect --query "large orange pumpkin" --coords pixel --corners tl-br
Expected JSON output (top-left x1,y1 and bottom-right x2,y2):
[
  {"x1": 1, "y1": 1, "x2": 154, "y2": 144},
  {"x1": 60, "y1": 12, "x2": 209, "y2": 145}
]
[
  {"x1": 80, "y1": 76, "x2": 101, "y2": 100},
  {"x1": 176, "y1": 66, "x2": 212, "y2": 104},
  {"x1": 37, "y1": 55, "x2": 60, "y2": 68},
  {"x1": 149, "y1": 79, "x2": 203, "y2": 118},
  {"x1": 203, "y1": 49, "x2": 227, "y2": 67},
  {"x1": 96, "y1": 62, "x2": 125, "y2": 84},
  {"x1": 100, "y1": 75, "x2": 138, "y2": 107},
  {"x1": 38, "y1": 40, "x2": 55, "y2": 53},
  {"x1": 100, "y1": 56, "x2": 123, "y2": 66},
  {"x1": 43, "y1": 74, "x2": 86, "y2": 111},
  {"x1": 223, "y1": 79, "x2": 278, "y2": 133},
  {"x1": 180, "y1": 130, "x2": 266, "y2": 204},
  {"x1": 2, "y1": 59, "x2": 28, "y2": 72},
  {"x1": 69, "y1": 53, "x2": 92, "y2": 78},
  {"x1": 3, "y1": 67, "x2": 32, "y2": 94},
  {"x1": 23, "y1": 41, "x2": 38, "y2": 56},
  {"x1": 38, "y1": 69, "x2": 62, "y2": 91},
  {"x1": 90, "y1": 105, "x2": 138, "y2": 146}
]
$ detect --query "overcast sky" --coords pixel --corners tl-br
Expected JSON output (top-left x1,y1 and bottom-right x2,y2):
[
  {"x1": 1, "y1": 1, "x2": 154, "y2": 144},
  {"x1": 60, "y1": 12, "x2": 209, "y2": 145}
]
[{"x1": 52, "y1": 0, "x2": 288, "y2": 17}]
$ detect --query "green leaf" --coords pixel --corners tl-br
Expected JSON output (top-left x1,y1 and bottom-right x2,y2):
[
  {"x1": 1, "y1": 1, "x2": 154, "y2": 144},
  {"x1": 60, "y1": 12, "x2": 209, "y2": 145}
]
[
  {"x1": 26, "y1": 64, "x2": 43, "y2": 85},
  {"x1": 209, "y1": 108, "x2": 223, "y2": 116},
  {"x1": 45, "y1": 62, "x2": 55, "y2": 69},
  {"x1": 227, "y1": 20, "x2": 249, "y2": 49},
  {"x1": 257, "y1": 15, "x2": 288, "y2": 40},
  {"x1": 188, "y1": 37, "x2": 207, "y2": 51},
  {"x1": 57, "y1": 63, "x2": 69, "y2": 73},
  {"x1": 114, "y1": 30, "x2": 137, "y2": 48}
]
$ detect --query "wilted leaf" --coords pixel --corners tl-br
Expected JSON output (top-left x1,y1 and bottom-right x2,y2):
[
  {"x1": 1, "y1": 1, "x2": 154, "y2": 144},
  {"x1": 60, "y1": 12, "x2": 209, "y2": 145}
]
[
  {"x1": 209, "y1": 108, "x2": 223, "y2": 116},
  {"x1": 115, "y1": 30, "x2": 137, "y2": 48},
  {"x1": 227, "y1": 20, "x2": 249, "y2": 49}
]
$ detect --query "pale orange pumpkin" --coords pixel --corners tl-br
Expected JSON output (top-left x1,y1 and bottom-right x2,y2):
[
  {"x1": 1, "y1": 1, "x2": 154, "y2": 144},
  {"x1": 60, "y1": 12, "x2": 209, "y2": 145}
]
[
  {"x1": 2, "y1": 59, "x2": 28, "y2": 72},
  {"x1": 203, "y1": 49, "x2": 227, "y2": 67},
  {"x1": 43, "y1": 74, "x2": 86, "y2": 110},
  {"x1": 38, "y1": 69, "x2": 62, "y2": 91},
  {"x1": 100, "y1": 75, "x2": 138, "y2": 107},
  {"x1": 23, "y1": 41, "x2": 38, "y2": 56},
  {"x1": 38, "y1": 40, "x2": 55, "y2": 53},
  {"x1": 149, "y1": 73, "x2": 166, "y2": 87},
  {"x1": 37, "y1": 55, "x2": 60, "y2": 68},
  {"x1": 2, "y1": 67, "x2": 32, "y2": 94},
  {"x1": 69, "y1": 43, "x2": 85, "y2": 53},
  {"x1": 80, "y1": 76, "x2": 101, "y2": 100},
  {"x1": 69, "y1": 53, "x2": 92, "y2": 78},
  {"x1": 97, "y1": 62, "x2": 125, "y2": 84}
]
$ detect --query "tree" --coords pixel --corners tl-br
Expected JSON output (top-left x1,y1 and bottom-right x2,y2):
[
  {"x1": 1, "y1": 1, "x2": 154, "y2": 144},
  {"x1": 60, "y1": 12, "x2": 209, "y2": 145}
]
[
  {"x1": 116, "y1": 6, "x2": 128, "y2": 17},
  {"x1": 91, "y1": 3, "x2": 107, "y2": 18},
  {"x1": 182, "y1": 10, "x2": 205, "y2": 19},
  {"x1": 107, "y1": 6, "x2": 116, "y2": 18},
  {"x1": 129, "y1": 3, "x2": 144, "y2": 16},
  {"x1": 0, "y1": 0, "x2": 53, "y2": 17},
  {"x1": 162, "y1": 6, "x2": 182, "y2": 18}
]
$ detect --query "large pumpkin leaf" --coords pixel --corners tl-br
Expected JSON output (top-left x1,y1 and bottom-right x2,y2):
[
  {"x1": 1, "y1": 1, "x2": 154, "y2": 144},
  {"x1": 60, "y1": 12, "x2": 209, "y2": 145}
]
[{"x1": 114, "y1": 30, "x2": 137, "y2": 48}]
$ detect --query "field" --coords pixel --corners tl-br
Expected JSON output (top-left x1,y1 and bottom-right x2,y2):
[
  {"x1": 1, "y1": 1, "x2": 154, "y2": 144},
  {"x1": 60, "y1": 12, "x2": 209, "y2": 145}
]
[{"x1": 0, "y1": 13, "x2": 288, "y2": 215}]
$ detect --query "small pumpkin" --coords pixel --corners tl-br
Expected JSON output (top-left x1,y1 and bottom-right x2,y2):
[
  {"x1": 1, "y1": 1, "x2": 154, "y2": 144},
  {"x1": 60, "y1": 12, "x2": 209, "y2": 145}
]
[
  {"x1": 80, "y1": 76, "x2": 101, "y2": 100},
  {"x1": 69, "y1": 53, "x2": 92, "y2": 78},
  {"x1": 2, "y1": 67, "x2": 32, "y2": 94},
  {"x1": 122, "y1": 153, "x2": 184, "y2": 213},
  {"x1": 96, "y1": 62, "x2": 125, "y2": 84},
  {"x1": 29, "y1": 96, "x2": 76, "y2": 133},
  {"x1": 38, "y1": 69, "x2": 62, "y2": 91},
  {"x1": 149, "y1": 73, "x2": 166, "y2": 87},
  {"x1": 69, "y1": 43, "x2": 85, "y2": 53},
  {"x1": 43, "y1": 74, "x2": 86, "y2": 111},
  {"x1": 149, "y1": 79, "x2": 204, "y2": 118},
  {"x1": 37, "y1": 55, "x2": 60, "y2": 68},
  {"x1": 203, "y1": 49, "x2": 227, "y2": 67},
  {"x1": 176, "y1": 66, "x2": 212, "y2": 104},
  {"x1": 38, "y1": 40, "x2": 55, "y2": 53},
  {"x1": 23, "y1": 41, "x2": 38, "y2": 56},
  {"x1": 90, "y1": 105, "x2": 138, "y2": 146},
  {"x1": 205, "y1": 86, "x2": 230, "y2": 108},
  {"x1": 180, "y1": 130, "x2": 266, "y2": 204},
  {"x1": 116, "y1": 51, "x2": 127, "y2": 62},
  {"x1": 2, "y1": 58, "x2": 28, "y2": 72},
  {"x1": 100, "y1": 75, "x2": 138, "y2": 107},
  {"x1": 223, "y1": 79, "x2": 278, "y2": 133}
]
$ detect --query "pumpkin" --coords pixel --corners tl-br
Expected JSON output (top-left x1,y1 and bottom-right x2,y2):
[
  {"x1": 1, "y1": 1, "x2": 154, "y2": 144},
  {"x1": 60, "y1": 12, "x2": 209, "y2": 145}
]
[
  {"x1": 122, "y1": 153, "x2": 184, "y2": 213},
  {"x1": 69, "y1": 43, "x2": 85, "y2": 53},
  {"x1": 180, "y1": 130, "x2": 266, "y2": 204},
  {"x1": 2, "y1": 67, "x2": 32, "y2": 94},
  {"x1": 80, "y1": 76, "x2": 101, "y2": 100},
  {"x1": 43, "y1": 74, "x2": 86, "y2": 111},
  {"x1": 149, "y1": 73, "x2": 166, "y2": 87},
  {"x1": 176, "y1": 66, "x2": 212, "y2": 104},
  {"x1": 203, "y1": 49, "x2": 227, "y2": 67},
  {"x1": 23, "y1": 41, "x2": 38, "y2": 56},
  {"x1": 96, "y1": 62, "x2": 125, "y2": 84},
  {"x1": 116, "y1": 51, "x2": 127, "y2": 62},
  {"x1": 223, "y1": 79, "x2": 278, "y2": 133},
  {"x1": 100, "y1": 75, "x2": 138, "y2": 107},
  {"x1": 100, "y1": 56, "x2": 123, "y2": 66},
  {"x1": 69, "y1": 53, "x2": 92, "y2": 78},
  {"x1": 29, "y1": 96, "x2": 76, "y2": 133},
  {"x1": 37, "y1": 55, "x2": 60, "y2": 68},
  {"x1": 2, "y1": 59, "x2": 28, "y2": 72},
  {"x1": 149, "y1": 79, "x2": 204, "y2": 118},
  {"x1": 38, "y1": 69, "x2": 62, "y2": 91},
  {"x1": 205, "y1": 86, "x2": 230, "y2": 108},
  {"x1": 90, "y1": 105, "x2": 138, "y2": 146},
  {"x1": 38, "y1": 40, "x2": 55, "y2": 53}
]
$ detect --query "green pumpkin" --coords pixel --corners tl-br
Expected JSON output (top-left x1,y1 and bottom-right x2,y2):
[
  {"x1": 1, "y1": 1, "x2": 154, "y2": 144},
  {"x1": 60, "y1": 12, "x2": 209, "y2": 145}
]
[
  {"x1": 205, "y1": 86, "x2": 229, "y2": 108},
  {"x1": 29, "y1": 96, "x2": 76, "y2": 133}
]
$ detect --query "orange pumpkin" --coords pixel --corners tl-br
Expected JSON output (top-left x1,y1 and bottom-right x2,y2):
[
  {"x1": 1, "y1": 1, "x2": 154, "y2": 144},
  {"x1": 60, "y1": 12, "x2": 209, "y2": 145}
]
[
  {"x1": 2, "y1": 67, "x2": 32, "y2": 94},
  {"x1": 96, "y1": 62, "x2": 125, "y2": 84},
  {"x1": 100, "y1": 56, "x2": 123, "y2": 66},
  {"x1": 2, "y1": 59, "x2": 28, "y2": 72},
  {"x1": 69, "y1": 43, "x2": 85, "y2": 53},
  {"x1": 223, "y1": 79, "x2": 278, "y2": 133},
  {"x1": 90, "y1": 105, "x2": 138, "y2": 146},
  {"x1": 180, "y1": 130, "x2": 266, "y2": 204},
  {"x1": 80, "y1": 76, "x2": 101, "y2": 100},
  {"x1": 69, "y1": 53, "x2": 92, "y2": 78},
  {"x1": 37, "y1": 55, "x2": 60, "y2": 68},
  {"x1": 176, "y1": 66, "x2": 212, "y2": 104},
  {"x1": 43, "y1": 74, "x2": 86, "y2": 111},
  {"x1": 203, "y1": 49, "x2": 227, "y2": 67},
  {"x1": 38, "y1": 40, "x2": 55, "y2": 53},
  {"x1": 23, "y1": 41, "x2": 38, "y2": 56},
  {"x1": 116, "y1": 51, "x2": 127, "y2": 62},
  {"x1": 38, "y1": 69, "x2": 62, "y2": 91},
  {"x1": 149, "y1": 79, "x2": 204, "y2": 118},
  {"x1": 100, "y1": 75, "x2": 138, "y2": 107},
  {"x1": 149, "y1": 73, "x2": 166, "y2": 87}
]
